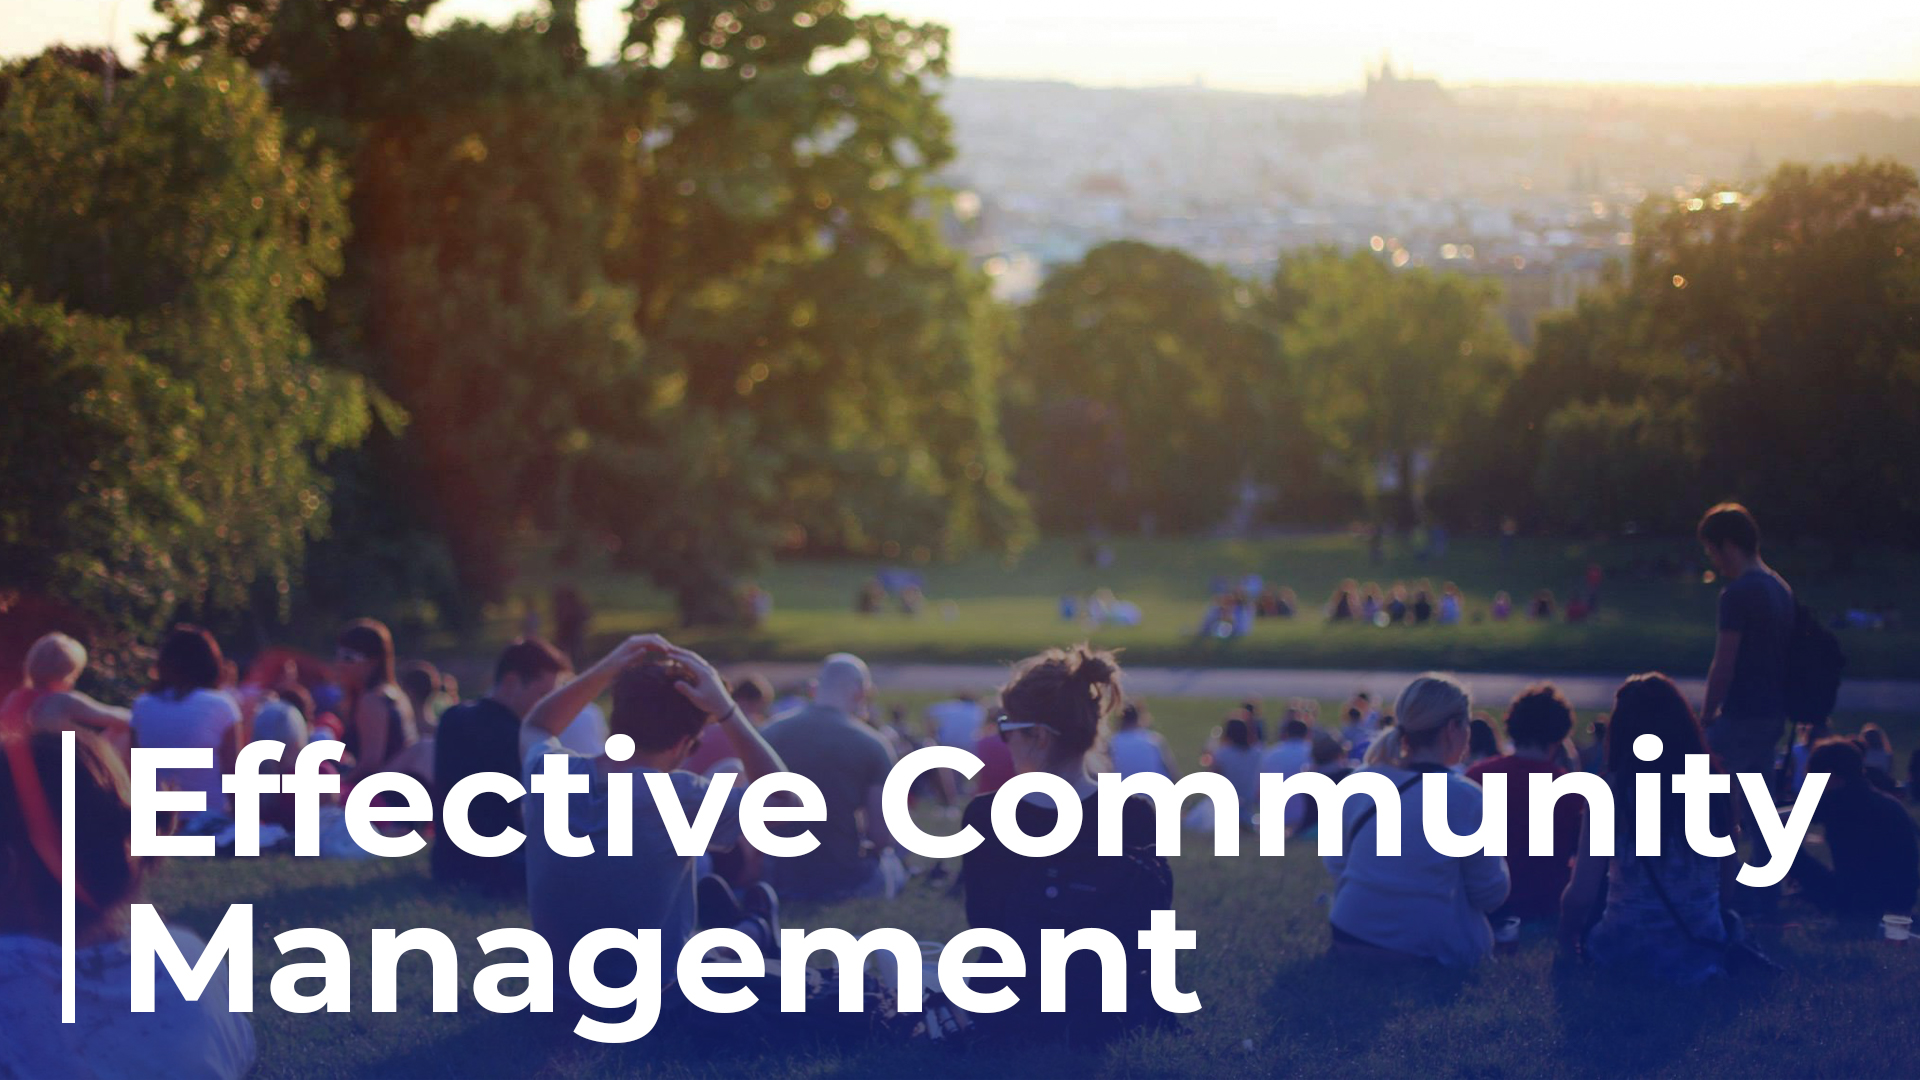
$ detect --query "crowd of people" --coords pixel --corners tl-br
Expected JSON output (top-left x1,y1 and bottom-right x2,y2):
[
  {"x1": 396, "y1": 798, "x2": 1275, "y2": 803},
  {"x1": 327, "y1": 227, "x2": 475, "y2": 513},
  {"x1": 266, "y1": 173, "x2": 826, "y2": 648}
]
[
  {"x1": 1194, "y1": 565, "x2": 1608, "y2": 640},
  {"x1": 2, "y1": 503, "x2": 1917, "y2": 1075}
]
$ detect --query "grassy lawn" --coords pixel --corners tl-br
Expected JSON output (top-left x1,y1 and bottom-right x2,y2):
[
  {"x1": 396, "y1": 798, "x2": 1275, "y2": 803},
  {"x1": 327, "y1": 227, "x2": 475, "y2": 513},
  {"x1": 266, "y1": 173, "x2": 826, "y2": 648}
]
[
  {"x1": 149, "y1": 800, "x2": 1920, "y2": 1080},
  {"x1": 486, "y1": 534, "x2": 1920, "y2": 680}
]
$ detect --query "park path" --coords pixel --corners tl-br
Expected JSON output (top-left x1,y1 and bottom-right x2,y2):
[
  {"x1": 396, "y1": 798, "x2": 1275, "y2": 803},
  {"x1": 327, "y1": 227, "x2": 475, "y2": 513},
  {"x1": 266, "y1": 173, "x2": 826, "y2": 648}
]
[{"x1": 730, "y1": 661, "x2": 1920, "y2": 714}]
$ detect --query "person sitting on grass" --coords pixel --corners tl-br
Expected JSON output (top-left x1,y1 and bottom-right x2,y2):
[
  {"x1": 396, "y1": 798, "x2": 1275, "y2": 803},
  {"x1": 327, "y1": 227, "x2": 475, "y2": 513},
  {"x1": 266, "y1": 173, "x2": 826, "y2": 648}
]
[
  {"x1": 1787, "y1": 737, "x2": 1919, "y2": 921},
  {"x1": 762, "y1": 654, "x2": 905, "y2": 901},
  {"x1": 0, "y1": 632, "x2": 133, "y2": 758},
  {"x1": 1261, "y1": 713, "x2": 1314, "y2": 777},
  {"x1": 1285, "y1": 731, "x2": 1355, "y2": 837},
  {"x1": 0, "y1": 729, "x2": 255, "y2": 1078},
  {"x1": 132, "y1": 625, "x2": 244, "y2": 825},
  {"x1": 1326, "y1": 674, "x2": 1509, "y2": 967},
  {"x1": 1107, "y1": 703, "x2": 1176, "y2": 779},
  {"x1": 961, "y1": 646, "x2": 1173, "y2": 1047},
  {"x1": 1207, "y1": 716, "x2": 1264, "y2": 826},
  {"x1": 1860, "y1": 725, "x2": 1898, "y2": 792},
  {"x1": 521, "y1": 635, "x2": 786, "y2": 1022},
  {"x1": 1560, "y1": 674, "x2": 1742, "y2": 985},
  {"x1": 1467, "y1": 685, "x2": 1584, "y2": 921},
  {"x1": 431, "y1": 637, "x2": 571, "y2": 895}
]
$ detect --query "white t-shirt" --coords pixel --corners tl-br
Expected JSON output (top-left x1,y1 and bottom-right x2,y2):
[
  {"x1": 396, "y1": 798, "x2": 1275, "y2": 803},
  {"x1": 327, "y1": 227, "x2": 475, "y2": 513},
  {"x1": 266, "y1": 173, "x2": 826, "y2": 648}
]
[
  {"x1": 1108, "y1": 728, "x2": 1171, "y2": 777},
  {"x1": 927, "y1": 699, "x2": 986, "y2": 748},
  {"x1": 557, "y1": 701, "x2": 609, "y2": 757},
  {"x1": 131, "y1": 689, "x2": 241, "y2": 813},
  {"x1": 0, "y1": 923, "x2": 256, "y2": 1079}
]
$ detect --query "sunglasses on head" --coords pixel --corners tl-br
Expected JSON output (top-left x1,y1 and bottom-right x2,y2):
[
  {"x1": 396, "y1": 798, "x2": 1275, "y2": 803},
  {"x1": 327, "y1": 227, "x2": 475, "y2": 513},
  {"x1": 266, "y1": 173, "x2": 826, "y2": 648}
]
[{"x1": 995, "y1": 714, "x2": 1059, "y2": 739}]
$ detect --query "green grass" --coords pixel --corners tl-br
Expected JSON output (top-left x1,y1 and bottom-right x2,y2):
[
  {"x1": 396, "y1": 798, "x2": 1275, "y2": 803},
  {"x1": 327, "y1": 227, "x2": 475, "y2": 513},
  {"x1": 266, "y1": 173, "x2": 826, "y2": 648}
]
[
  {"x1": 486, "y1": 534, "x2": 1920, "y2": 680},
  {"x1": 150, "y1": 793, "x2": 1920, "y2": 1080}
]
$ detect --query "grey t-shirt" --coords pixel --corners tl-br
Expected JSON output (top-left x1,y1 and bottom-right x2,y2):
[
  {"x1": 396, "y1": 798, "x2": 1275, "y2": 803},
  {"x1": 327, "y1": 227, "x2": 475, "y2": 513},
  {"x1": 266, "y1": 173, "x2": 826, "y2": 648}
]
[
  {"x1": 521, "y1": 735, "x2": 744, "y2": 978},
  {"x1": 760, "y1": 704, "x2": 896, "y2": 900},
  {"x1": 1718, "y1": 567, "x2": 1794, "y2": 718}
]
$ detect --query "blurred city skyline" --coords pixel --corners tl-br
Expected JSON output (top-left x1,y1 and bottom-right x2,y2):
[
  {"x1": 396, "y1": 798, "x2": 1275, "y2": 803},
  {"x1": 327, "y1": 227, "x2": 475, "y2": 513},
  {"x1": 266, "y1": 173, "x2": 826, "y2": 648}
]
[{"x1": 10, "y1": 0, "x2": 1920, "y2": 92}]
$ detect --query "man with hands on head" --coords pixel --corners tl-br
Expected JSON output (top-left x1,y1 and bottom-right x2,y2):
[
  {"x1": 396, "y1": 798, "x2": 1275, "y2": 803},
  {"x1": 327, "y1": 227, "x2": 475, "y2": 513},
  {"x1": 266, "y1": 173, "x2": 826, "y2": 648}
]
[{"x1": 518, "y1": 635, "x2": 787, "y2": 1022}]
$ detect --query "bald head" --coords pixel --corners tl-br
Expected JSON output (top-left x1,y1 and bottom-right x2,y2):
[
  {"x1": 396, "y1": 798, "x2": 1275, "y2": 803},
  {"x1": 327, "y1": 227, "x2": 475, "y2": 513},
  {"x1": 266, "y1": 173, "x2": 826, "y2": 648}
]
[{"x1": 815, "y1": 652, "x2": 872, "y2": 711}]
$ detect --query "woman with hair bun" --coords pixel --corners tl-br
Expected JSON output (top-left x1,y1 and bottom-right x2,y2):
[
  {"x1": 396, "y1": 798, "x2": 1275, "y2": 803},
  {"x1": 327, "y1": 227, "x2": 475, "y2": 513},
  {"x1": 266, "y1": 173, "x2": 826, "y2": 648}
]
[
  {"x1": 961, "y1": 646, "x2": 1173, "y2": 1046},
  {"x1": 1325, "y1": 673, "x2": 1509, "y2": 967}
]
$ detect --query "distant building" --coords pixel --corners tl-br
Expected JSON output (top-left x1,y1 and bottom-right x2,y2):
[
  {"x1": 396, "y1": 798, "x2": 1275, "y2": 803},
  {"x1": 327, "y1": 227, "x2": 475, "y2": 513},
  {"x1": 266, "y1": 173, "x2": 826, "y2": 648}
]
[{"x1": 1365, "y1": 58, "x2": 1449, "y2": 112}]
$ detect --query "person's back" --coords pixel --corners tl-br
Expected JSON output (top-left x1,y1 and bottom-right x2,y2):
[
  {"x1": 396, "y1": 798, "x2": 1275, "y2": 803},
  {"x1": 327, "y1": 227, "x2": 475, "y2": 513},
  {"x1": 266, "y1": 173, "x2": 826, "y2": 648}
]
[
  {"x1": 1586, "y1": 780, "x2": 1732, "y2": 984},
  {"x1": 762, "y1": 701, "x2": 896, "y2": 899},
  {"x1": 1466, "y1": 753, "x2": 1579, "y2": 919},
  {"x1": 927, "y1": 696, "x2": 985, "y2": 748},
  {"x1": 1324, "y1": 675, "x2": 1508, "y2": 967},
  {"x1": 1820, "y1": 782, "x2": 1920, "y2": 916},
  {"x1": 1108, "y1": 726, "x2": 1170, "y2": 778},
  {"x1": 433, "y1": 696, "x2": 526, "y2": 891},
  {"x1": 1699, "y1": 504, "x2": 1795, "y2": 778},
  {"x1": 131, "y1": 687, "x2": 239, "y2": 813},
  {"x1": 1326, "y1": 763, "x2": 1508, "y2": 966}
]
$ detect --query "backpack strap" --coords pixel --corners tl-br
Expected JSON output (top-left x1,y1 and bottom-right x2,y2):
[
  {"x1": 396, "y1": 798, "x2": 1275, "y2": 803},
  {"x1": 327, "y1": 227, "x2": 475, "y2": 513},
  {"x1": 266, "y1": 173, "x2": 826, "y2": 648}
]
[{"x1": 1344, "y1": 773, "x2": 1423, "y2": 852}]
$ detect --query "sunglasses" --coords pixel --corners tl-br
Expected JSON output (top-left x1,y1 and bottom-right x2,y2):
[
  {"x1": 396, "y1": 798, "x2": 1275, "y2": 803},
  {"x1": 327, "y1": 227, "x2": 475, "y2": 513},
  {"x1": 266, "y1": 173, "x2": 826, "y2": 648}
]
[
  {"x1": 335, "y1": 649, "x2": 368, "y2": 664},
  {"x1": 995, "y1": 715, "x2": 1059, "y2": 739}
]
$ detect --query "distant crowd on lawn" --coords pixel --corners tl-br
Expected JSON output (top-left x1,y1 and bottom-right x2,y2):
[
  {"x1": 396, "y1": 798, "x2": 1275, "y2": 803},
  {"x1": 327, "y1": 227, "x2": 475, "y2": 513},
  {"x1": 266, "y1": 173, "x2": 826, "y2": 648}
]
[{"x1": 4, "y1": 503, "x2": 1920, "y2": 1077}]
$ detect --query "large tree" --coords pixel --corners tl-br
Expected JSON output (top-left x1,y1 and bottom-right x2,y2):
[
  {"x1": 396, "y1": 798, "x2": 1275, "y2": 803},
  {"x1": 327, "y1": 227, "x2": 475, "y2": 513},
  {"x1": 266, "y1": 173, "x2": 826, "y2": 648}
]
[
  {"x1": 1009, "y1": 241, "x2": 1293, "y2": 532},
  {"x1": 1269, "y1": 248, "x2": 1516, "y2": 527},
  {"x1": 0, "y1": 51, "x2": 374, "y2": 636},
  {"x1": 1621, "y1": 160, "x2": 1920, "y2": 548},
  {"x1": 158, "y1": 0, "x2": 1031, "y2": 625}
]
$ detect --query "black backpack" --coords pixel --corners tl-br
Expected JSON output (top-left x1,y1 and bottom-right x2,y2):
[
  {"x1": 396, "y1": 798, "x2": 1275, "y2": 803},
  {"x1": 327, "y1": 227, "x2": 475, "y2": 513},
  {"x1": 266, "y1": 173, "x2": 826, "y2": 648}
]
[{"x1": 1783, "y1": 603, "x2": 1845, "y2": 726}]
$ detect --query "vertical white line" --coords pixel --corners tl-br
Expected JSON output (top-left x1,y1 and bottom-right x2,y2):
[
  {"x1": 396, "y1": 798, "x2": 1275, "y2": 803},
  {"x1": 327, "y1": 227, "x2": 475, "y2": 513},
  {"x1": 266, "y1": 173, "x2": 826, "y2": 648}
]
[{"x1": 62, "y1": 729, "x2": 76, "y2": 1024}]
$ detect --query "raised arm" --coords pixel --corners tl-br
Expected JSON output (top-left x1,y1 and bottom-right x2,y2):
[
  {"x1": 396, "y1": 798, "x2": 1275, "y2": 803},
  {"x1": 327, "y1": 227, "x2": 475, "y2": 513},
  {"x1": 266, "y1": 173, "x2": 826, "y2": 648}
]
[
  {"x1": 662, "y1": 645, "x2": 785, "y2": 781},
  {"x1": 524, "y1": 633, "x2": 672, "y2": 739},
  {"x1": 39, "y1": 690, "x2": 132, "y2": 733}
]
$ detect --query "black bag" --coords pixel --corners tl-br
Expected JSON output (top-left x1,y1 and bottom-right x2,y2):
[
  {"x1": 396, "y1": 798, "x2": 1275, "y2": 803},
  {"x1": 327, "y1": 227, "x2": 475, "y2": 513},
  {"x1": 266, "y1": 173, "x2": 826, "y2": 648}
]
[{"x1": 1783, "y1": 603, "x2": 1845, "y2": 726}]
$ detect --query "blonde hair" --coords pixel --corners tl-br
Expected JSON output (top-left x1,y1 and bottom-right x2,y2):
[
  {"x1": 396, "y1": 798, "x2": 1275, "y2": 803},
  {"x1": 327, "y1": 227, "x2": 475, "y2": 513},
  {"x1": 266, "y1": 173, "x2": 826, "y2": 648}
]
[
  {"x1": 1369, "y1": 673, "x2": 1470, "y2": 763},
  {"x1": 24, "y1": 633, "x2": 87, "y2": 689}
]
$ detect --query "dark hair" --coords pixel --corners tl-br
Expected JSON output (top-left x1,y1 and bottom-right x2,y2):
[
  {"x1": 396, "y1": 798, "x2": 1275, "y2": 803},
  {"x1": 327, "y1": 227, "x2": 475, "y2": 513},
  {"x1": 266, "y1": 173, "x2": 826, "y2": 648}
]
[
  {"x1": 399, "y1": 660, "x2": 440, "y2": 708},
  {"x1": 1607, "y1": 673, "x2": 1716, "y2": 837},
  {"x1": 1806, "y1": 736, "x2": 1865, "y2": 785},
  {"x1": 0, "y1": 730, "x2": 140, "y2": 938},
  {"x1": 1280, "y1": 717, "x2": 1311, "y2": 741},
  {"x1": 338, "y1": 619, "x2": 396, "y2": 688},
  {"x1": 494, "y1": 637, "x2": 570, "y2": 686},
  {"x1": 153, "y1": 624, "x2": 223, "y2": 698},
  {"x1": 1697, "y1": 502, "x2": 1760, "y2": 556},
  {"x1": 999, "y1": 645, "x2": 1121, "y2": 765},
  {"x1": 1221, "y1": 717, "x2": 1253, "y2": 750},
  {"x1": 610, "y1": 662, "x2": 710, "y2": 753},
  {"x1": 272, "y1": 681, "x2": 316, "y2": 721},
  {"x1": 1118, "y1": 703, "x2": 1145, "y2": 729},
  {"x1": 1467, "y1": 718, "x2": 1499, "y2": 758},
  {"x1": 1506, "y1": 684, "x2": 1575, "y2": 748},
  {"x1": 731, "y1": 673, "x2": 773, "y2": 708}
]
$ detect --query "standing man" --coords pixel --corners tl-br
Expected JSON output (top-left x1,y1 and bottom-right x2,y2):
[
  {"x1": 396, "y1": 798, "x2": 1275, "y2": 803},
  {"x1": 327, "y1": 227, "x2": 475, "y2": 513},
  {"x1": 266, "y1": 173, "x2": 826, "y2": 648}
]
[
  {"x1": 431, "y1": 638, "x2": 571, "y2": 893},
  {"x1": 762, "y1": 653, "x2": 904, "y2": 901},
  {"x1": 1697, "y1": 503, "x2": 1795, "y2": 816}
]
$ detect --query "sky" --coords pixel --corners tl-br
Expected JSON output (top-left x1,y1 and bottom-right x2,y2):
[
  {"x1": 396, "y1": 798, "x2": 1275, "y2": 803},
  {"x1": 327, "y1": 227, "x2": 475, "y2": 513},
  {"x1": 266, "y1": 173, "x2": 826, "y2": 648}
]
[{"x1": 8, "y1": 0, "x2": 1920, "y2": 93}]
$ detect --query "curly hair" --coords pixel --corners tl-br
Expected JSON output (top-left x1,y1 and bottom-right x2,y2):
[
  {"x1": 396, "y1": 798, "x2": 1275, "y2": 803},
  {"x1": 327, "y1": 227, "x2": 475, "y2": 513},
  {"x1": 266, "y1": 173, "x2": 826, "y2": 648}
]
[{"x1": 999, "y1": 645, "x2": 1123, "y2": 764}]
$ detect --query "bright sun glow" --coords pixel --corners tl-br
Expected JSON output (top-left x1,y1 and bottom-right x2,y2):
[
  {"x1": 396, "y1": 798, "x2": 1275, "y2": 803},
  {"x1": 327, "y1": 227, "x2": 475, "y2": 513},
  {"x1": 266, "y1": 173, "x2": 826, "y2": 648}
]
[{"x1": 7, "y1": 0, "x2": 1920, "y2": 92}]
